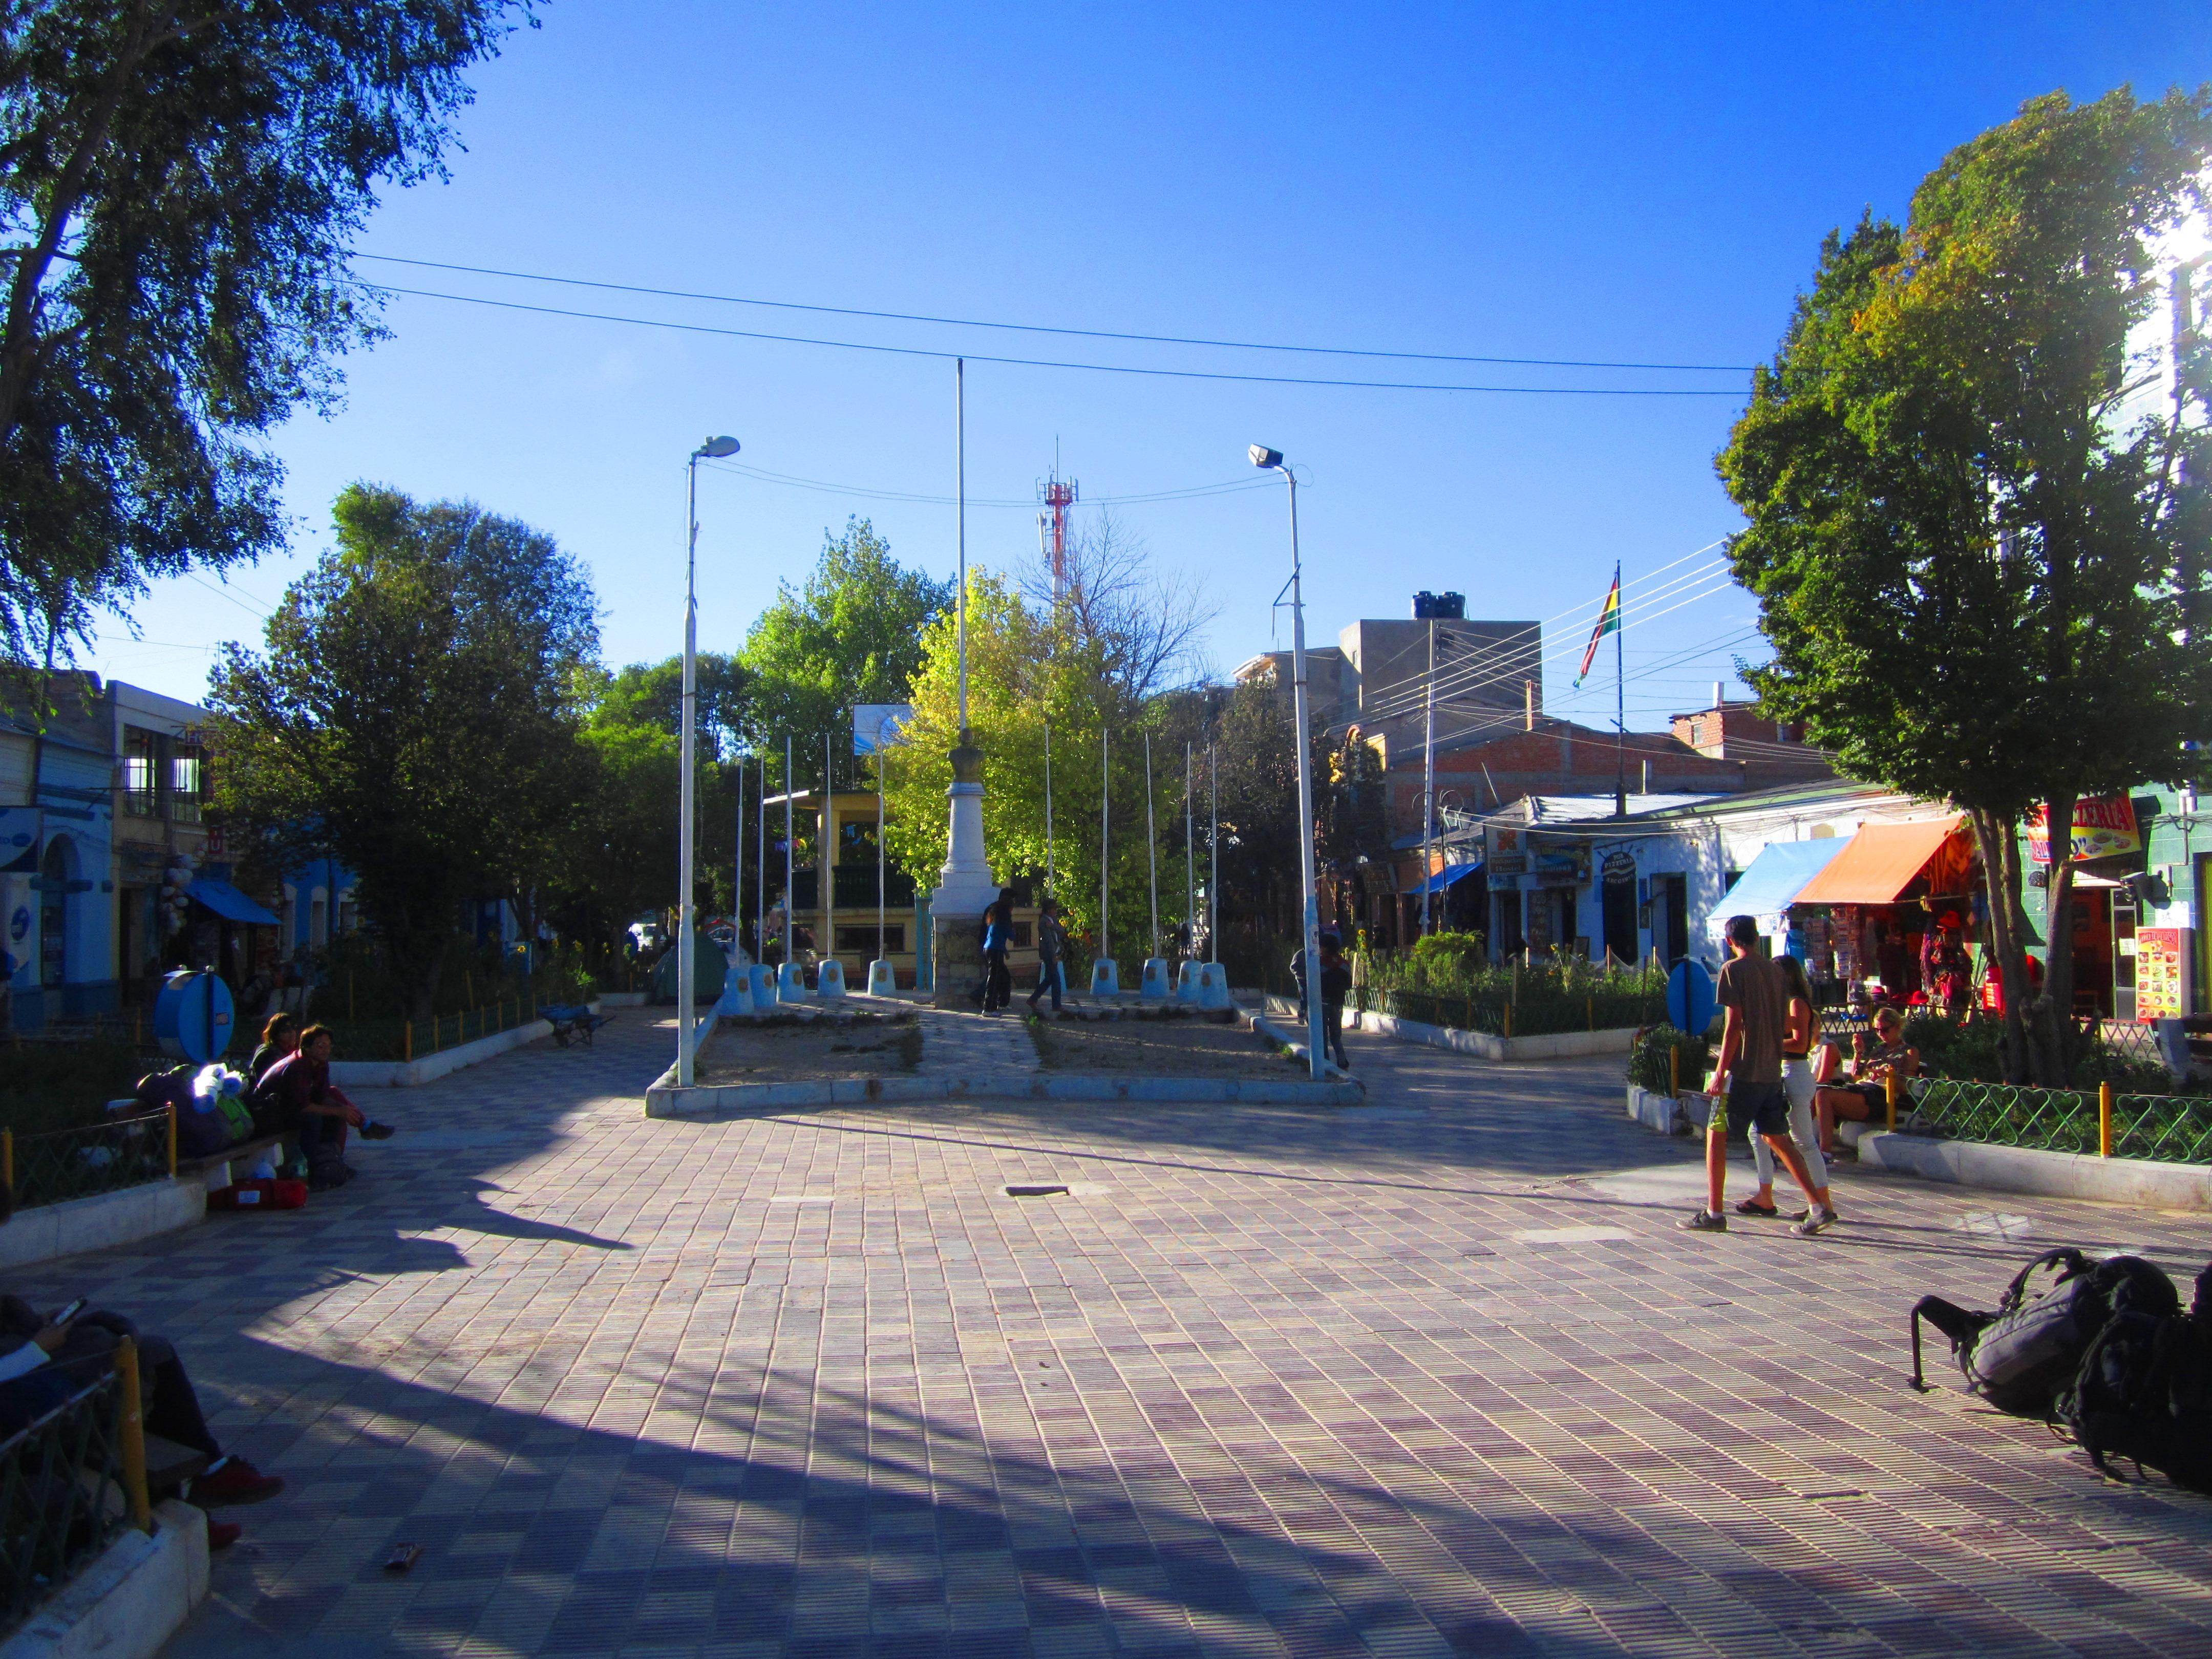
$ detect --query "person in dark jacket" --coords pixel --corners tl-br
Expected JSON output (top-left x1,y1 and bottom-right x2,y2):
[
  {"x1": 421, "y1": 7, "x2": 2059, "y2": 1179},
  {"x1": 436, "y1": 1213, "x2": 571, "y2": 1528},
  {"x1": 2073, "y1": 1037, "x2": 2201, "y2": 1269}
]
[
  {"x1": 246, "y1": 1012, "x2": 300, "y2": 1092},
  {"x1": 1027, "y1": 898, "x2": 1066, "y2": 1014},
  {"x1": 253, "y1": 1025, "x2": 392, "y2": 1188}
]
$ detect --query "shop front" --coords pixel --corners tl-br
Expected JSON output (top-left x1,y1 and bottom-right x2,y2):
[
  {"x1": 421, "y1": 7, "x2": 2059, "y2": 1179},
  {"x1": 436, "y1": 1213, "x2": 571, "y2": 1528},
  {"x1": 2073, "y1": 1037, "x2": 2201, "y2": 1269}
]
[{"x1": 1789, "y1": 816, "x2": 1978, "y2": 1008}]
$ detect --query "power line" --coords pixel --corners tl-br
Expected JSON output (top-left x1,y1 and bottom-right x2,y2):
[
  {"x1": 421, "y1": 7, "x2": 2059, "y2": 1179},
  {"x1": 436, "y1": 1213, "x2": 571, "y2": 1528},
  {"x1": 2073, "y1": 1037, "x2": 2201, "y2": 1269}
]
[
  {"x1": 349, "y1": 280, "x2": 1749, "y2": 398},
  {"x1": 356, "y1": 253, "x2": 1758, "y2": 375},
  {"x1": 704, "y1": 458, "x2": 1277, "y2": 509}
]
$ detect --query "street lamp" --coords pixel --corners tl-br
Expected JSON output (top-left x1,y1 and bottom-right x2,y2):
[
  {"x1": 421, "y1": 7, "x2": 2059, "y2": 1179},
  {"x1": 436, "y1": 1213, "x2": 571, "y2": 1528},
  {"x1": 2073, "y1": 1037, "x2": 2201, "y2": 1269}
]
[
  {"x1": 1250, "y1": 443, "x2": 1326, "y2": 1080},
  {"x1": 679, "y1": 434, "x2": 739, "y2": 1087}
]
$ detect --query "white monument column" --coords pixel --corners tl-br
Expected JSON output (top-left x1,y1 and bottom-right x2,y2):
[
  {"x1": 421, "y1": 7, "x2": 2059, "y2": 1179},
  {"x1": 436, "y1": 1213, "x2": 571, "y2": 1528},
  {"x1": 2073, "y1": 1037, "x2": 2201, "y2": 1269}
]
[{"x1": 929, "y1": 358, "x2": 997, "y2": 1006}]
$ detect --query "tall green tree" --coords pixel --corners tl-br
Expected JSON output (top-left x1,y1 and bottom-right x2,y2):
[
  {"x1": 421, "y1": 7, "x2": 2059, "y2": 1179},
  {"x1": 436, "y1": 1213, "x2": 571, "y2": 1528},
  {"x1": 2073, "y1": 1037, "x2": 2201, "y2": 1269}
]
[
  {"x1": 207, "y1": 484, "x2": 593, "y2": 1019},
  {"x1": 1719, "y1": 88, "x2": 2212, "y2": 1082},
  {"x1": 0, "y1": 1, "x2": 534, "y2": 667},
  {"x1": 549, "y1": 654, "x2": 749, "y2": 958},
  {"x1": 740, "y1": 517, "x2": 950, "y2": 772}
]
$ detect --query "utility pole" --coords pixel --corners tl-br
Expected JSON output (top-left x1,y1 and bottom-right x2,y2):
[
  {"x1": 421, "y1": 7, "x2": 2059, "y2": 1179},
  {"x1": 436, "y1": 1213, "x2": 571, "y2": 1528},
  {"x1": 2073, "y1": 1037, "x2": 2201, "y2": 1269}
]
[
  {"x1": 1144, "y1": 732, "x2": 1159, "y2": 962},
  {"x1": 1421, "y1": 613, "x2": 1435, "y2": 938},
  {"x1": 1099, "y1": 728, "x2": 1110, "y2": 968},
  {"x1": 1208, "y1": 742, "x2": 1218, "y2": 965},
  {"x1": 1044, "y1": 721, "x2": 1053, "y2": 897},
  {"x1": 1184, "y1": 741, "x2": 1195, "y2": 966}
]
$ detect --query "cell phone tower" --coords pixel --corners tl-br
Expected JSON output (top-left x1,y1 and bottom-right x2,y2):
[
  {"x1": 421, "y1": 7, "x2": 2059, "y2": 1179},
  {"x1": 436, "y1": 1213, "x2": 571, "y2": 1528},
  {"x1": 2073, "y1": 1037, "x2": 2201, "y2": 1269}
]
[{"x1": 1039, "y1": 460, "x2": 1078, "y2": 602}]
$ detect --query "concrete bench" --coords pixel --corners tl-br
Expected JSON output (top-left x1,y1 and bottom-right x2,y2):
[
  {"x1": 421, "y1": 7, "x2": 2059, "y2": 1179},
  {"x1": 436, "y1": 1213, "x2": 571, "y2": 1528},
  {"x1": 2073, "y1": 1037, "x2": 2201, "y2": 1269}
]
[{"x1": 174, "y1": 1134, "x2": 290, "y2": 1192}]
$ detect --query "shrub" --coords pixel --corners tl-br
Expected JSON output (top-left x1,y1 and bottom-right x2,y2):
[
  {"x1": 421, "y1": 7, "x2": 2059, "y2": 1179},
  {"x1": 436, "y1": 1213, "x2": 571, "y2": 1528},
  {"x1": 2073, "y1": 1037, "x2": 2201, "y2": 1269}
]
[{"x1": 1627, "y1": 1023, "x2": 1709, "y2": 1095}]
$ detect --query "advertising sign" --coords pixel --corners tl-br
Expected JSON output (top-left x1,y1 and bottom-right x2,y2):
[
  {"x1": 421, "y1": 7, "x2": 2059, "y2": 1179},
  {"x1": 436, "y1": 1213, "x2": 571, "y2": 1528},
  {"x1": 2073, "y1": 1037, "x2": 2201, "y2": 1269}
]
[
  {"x1": 1487, "y1": 826, "x2": 1527, "y2": 875},
  {"x1": 2027, "y1": 797, "x2": 2140, "y2": 863},
  {"x1": 2135, "y1": 927, "x2": 2189, "y2": 1022}
]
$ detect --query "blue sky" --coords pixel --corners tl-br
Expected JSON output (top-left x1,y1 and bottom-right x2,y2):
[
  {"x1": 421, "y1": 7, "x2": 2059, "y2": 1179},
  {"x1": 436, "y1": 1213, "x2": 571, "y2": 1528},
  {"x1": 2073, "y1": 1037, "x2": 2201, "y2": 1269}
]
[{"x1": 85, "y1": 1, "x2": 2209, "y2": 733}]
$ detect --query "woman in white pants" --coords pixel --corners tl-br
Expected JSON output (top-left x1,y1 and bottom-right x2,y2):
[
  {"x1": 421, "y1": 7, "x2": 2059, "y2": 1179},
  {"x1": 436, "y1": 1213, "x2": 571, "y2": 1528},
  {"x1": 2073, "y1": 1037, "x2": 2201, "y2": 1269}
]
[{"x1": 1737, "y1": 952, "x2": 1834, "y2": 1219}]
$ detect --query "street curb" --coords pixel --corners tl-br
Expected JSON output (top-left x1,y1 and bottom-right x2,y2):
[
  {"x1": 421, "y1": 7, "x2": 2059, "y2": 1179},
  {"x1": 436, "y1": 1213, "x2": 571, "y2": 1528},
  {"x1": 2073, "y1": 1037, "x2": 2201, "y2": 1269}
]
[
  {"x1": 1247, "y1": 1010, "x2": 1356, "y2": 1081},
  {"x1": 644, "y1": 1071, "x2": 1364, "y2": 1117},
  {"x1": 1353, "y1": 1008, "x2": 1639, "y2": 1061},
  {"x1": 0, "y1": 1498, "x2": 209, "y2": 1659},
  {"x1": 0, "y1": 1178, "x2": 204, "y2": 1272},
  {"x1": 1859, "y1": 1131, "x2": 2212, "y2": 1211},
  {"x1": 329, "y1": 1019, "x2": 552, "y2": 1088}
]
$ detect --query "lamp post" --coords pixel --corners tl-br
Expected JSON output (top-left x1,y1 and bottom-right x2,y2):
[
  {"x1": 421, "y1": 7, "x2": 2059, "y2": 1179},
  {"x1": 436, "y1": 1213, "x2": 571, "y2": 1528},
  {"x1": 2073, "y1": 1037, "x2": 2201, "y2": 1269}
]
[
  {"x1": 1250, "y1": 444, "x2": 1325, "y2": 1079},
  {"x1": 679, "y1": 434, "x2": 740, "y2": 1087}
]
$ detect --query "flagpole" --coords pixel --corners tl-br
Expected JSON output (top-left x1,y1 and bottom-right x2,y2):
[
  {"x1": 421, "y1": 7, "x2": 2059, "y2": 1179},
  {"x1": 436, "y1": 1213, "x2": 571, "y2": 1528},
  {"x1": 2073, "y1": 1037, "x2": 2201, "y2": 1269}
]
[{"x1": 1613, "y1": 561, "x2": 1626, "y2": 818}]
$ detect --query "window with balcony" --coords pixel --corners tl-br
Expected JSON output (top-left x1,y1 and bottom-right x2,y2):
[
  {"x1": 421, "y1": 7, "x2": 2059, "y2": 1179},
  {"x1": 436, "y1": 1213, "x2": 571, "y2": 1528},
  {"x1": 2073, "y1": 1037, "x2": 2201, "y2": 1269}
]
[{"x1": 122, "y1": 728, "x2": 158, "y2": 817}]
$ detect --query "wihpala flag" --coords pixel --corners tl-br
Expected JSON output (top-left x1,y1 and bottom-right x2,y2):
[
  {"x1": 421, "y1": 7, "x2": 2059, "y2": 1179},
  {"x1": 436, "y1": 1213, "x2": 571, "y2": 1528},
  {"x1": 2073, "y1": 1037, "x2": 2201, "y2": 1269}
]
[{"x1": 1573, "y1": 567, "x2": 1620, "y2": 688}]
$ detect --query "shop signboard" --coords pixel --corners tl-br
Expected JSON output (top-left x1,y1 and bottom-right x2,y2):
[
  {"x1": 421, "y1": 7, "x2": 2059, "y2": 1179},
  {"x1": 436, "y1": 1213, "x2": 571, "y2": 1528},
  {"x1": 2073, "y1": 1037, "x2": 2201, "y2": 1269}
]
[
  {"x1": 2135, "y1": 927, "x2": 2189, "y2": 1022},
  {"x1": 1487, "y1": 826, "x2": 1527, "y2": 875},
  {"x1": 1601, "y1": 851, "x2": 1636, "y2": 890},
  {"x1": 1532, "y1": 839, "x2": 1590, "y2": 888},
  {"x1": 2027, "y1": 797, "x2": 2140, "y2": 863}
]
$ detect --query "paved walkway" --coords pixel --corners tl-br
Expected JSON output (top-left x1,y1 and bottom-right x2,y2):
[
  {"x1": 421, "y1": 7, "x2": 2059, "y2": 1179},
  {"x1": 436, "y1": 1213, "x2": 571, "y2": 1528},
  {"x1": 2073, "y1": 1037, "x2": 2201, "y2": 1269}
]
[
  {"x1": 27, "y1": 1014, "x2": 2209, "y2": 1657},
  {"x1": 913, "y1": 1002, "x2": 1039, "y2": 1078}
]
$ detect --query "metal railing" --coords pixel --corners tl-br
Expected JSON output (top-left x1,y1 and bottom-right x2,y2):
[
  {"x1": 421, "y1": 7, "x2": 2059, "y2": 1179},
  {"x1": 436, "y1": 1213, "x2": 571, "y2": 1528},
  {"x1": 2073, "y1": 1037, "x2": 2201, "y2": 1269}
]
[
  {"x1": 1353, "y1": 986, "x2": 1659, "y2": 1039},
  {"x1": 0, "y1": 1346, "x2": 145, "y2": 1637},
  {"x1": 2, "y1": 1113, "x2": 173, "y2": 1211},
  {"x1": 1905, "y1": 1077, "x2": 2212, "y2": 1165},
  {"x1": 305, "y1": 992, "x2": 540, "y2": 1064}
]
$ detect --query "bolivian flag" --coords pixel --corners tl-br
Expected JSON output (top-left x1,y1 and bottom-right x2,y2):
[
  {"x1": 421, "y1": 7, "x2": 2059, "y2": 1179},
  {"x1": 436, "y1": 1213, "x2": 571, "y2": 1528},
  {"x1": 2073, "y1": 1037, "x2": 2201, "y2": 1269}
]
[{"x1": 1573, "y1": 566, "x2": 1621, "y2": 688}]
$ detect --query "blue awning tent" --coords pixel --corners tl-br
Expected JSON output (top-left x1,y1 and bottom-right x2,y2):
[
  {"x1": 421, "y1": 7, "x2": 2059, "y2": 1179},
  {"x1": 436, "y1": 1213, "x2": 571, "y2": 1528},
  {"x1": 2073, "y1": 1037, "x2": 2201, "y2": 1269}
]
[
  {"x1": 185, "y1": 878, "x2": 280, "y2": 926},
  {"x1": 1708, "y1": 840, "x2": 1846, "y2": 933},
  {"x1": 1411, "y1": 860, "x2": 1482, "y2": 897}
]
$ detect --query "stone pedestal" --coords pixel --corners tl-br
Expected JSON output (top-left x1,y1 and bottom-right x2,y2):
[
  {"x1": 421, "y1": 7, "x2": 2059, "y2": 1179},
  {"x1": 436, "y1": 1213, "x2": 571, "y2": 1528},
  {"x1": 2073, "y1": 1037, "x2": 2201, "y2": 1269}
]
[{"x1": 930, "y1": 728, "x2": 998, "y2": 1008}]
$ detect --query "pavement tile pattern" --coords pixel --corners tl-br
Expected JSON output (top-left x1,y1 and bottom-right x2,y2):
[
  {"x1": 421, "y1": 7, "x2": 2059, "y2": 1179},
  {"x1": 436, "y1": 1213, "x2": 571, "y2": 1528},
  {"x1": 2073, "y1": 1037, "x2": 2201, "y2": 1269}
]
[
  {"x1": 912, "y1": 1004, "x2": 1039, "y2": 1078},
  {"x1": 18, "y1": 1010, "x2": 2212, "y2": 1658}
]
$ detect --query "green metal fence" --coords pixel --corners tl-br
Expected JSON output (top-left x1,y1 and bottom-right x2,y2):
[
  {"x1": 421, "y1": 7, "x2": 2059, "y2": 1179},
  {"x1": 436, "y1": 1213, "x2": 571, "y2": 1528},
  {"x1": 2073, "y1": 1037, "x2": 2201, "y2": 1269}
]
[
  {"x1": 308, "y1": 993, "x2": 540, "y2": 1064},
  {"x1": 1353, "y1": 986, "x2": 1660, "y2": 1039},
  {"x1": 1906, "y1": 1077, "x2": 2212, "y2": 1165},
  {"x1": 4, "y1": 1113, "x2": 172, "y2": 1211},
  {"x1": 0, "y1": 1369, "x2": 129, "y2": 1636}
]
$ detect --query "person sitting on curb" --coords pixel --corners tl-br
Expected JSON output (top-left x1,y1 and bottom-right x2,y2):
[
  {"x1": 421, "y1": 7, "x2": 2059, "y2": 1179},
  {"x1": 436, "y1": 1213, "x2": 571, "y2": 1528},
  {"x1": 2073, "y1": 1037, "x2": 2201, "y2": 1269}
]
[
  {"x1": 1813, "y1": 1007, "x2": 1920, "y2": 1156},
  {"x1": 1736, "y1": 952, "x2": 1839, "y2": 1224},
  {"x1": 252, "y1": 1023, "x2": 394, "y2": 1188},
  {"x1": 0, "y1": 1262, "x2": 283, "y2": 1550},
  {"x1": 1681, "y1": 916, "x2": 1835, "y2": 1237}
]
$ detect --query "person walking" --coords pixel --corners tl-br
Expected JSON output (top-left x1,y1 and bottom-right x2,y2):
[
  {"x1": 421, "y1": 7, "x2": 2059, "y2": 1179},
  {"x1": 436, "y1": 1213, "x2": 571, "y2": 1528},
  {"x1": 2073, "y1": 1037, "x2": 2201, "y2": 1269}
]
[
  {"x1": 974, "y1": 890, "x2": 1014, "y2": 1013},
  {"x1": 1681, "y1": 916, "x2": 1833, "y2": 1235},
  {"x1": 1027, "y1": 898, "x2": 1066, "y2": 1014},
  {"x1": 1735, "y1": 951, "x2": 1839, "y2": 1227},
  {"x1": 1317, "y1": 933, "x2": 1353, "y2": 1072}
]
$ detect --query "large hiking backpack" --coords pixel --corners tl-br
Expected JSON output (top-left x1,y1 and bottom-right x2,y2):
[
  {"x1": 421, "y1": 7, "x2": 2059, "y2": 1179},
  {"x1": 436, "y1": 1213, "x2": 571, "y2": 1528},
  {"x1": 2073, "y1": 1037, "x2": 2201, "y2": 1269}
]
[
  {"x1": 2056, "y1": 1262, "x2": 2212, "y2": 1492},
  {"x1": 1910, "y1": 1248, "x2": 2178, "y2": 1415}
]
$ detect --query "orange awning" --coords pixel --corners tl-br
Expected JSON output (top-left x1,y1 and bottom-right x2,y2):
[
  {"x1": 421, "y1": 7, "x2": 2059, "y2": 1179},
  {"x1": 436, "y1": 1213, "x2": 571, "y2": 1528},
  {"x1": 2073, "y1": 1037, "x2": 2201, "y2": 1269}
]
[{"x1": 1793, "y1": 816, "x2": 1966, "y2": 905}]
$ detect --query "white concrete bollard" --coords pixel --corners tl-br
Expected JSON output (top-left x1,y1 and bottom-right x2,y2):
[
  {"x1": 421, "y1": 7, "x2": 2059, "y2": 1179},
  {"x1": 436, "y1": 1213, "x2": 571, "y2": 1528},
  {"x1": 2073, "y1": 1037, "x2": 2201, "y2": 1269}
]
[
  {"x1": 776, "y1": 962, "x2": 812, "y2": 1004},
  {"x1": 1091, "y1": 959, "x2": 1120, "y2": 995},
  {"x1": 867, "y1": 959, "x2": 898, "y2": 997},
  {"x1": 716, "y1": 964, "x2": 755, "y2": 1017},
  {"x1": 749, "y1": 964, "x2": 776, "y2": 1007},
  {"x1": 1195, "y1": 962, "x2": 1232, "y2": 1010},
  {"x1": 1175, "y1": 960, "x2": 1201, "y2": 1002},
  {"x1": 816, "y1": 960, "x2": 848, "y2": 997},
  {"x1": 1140, "y1": 958, "x2": 1172, "y2": 999}
]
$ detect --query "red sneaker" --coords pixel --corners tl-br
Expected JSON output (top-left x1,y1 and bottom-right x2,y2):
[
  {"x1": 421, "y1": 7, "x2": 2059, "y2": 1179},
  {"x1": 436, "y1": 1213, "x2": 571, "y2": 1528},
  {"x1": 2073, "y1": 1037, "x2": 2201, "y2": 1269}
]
[
  {"x1": 206, "y1": 1520, "x2": 242, "y2": 1550},
  {"x1": 194, "y1": 1458, "x2": 285, "y2": 1507}
]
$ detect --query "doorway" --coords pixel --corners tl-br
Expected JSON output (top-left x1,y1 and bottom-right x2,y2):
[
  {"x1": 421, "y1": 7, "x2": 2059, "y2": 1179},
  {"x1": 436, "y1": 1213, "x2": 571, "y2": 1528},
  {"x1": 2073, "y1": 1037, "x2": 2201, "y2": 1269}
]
[{"x1": 39, "y1": 837, "x2": 69, "y2": 990}]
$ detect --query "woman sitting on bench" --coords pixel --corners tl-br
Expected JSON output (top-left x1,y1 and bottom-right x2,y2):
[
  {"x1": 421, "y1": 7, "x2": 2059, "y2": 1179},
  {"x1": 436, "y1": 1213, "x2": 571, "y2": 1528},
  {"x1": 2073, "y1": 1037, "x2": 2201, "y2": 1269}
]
[{"x1": 1813, "y1": 1008, "x2": 1920, "y2": 1155}]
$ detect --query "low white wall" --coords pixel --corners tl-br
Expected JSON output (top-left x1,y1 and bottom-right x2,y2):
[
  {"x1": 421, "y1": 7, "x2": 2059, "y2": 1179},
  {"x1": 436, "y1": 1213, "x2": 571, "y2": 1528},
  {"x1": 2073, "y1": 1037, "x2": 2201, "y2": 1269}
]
[
  {"x1": 1861, "y1": 1132, "x2": 2212, "y2": 1211},
  {"x1": 328, "y1": 1017, "x2": 552, "y2": 1088},
  {"x1": 0, "y1": 1180, "x2": 203, "y2": 1271},
  {"x1": 1353, "y1": 1008, "x2": 1637, "y2": 1062},
  {"x1": 646, "y1": 1071, "x2": 1362, "y2": 1118},
  {"x1": 0, "y1": 1499, "x2": 209, "y2": 1659}
]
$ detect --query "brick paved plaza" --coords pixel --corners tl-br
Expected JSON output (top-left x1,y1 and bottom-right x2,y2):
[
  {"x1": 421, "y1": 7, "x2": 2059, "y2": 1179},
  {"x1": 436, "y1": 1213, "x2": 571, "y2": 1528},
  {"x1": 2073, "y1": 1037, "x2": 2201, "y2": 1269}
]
[{"x1": 38, "y1": 1013, "x2": 2212, "y2": 1656}]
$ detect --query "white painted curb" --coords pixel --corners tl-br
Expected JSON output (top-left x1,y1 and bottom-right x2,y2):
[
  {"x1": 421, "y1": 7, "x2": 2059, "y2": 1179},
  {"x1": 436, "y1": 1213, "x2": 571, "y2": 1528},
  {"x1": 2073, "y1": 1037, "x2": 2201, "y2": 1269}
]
[
  {"x1": 1351, "y1": 1008, "x2": 1637, "y2": 1061},
  {"x1": 645, "y1": 1070, "x2": 1363, "y2": 1117},
  {"x1": 328, "y1": 1018, "x2": 552, "y2": 1088},
  {"x1": 0, "y1": 1179, "x2": 205, "y2": 1271},
  {"x1": 0, "y1": 1499, "x2": 209, "y2": 1659},
  {"x1": 1860, "y1": 1131, "x2": 2212, "y2": 1211}
]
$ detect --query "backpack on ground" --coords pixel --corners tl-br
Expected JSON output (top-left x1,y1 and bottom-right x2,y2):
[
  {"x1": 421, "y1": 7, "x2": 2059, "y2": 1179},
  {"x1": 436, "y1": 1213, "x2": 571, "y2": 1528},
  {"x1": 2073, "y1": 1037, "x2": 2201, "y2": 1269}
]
[
  {"x1": 2055, "y1": 1261, "x2": 2212, "y2": 1492},
  {"x1": 1910, "y1": 1248, "x2": 2178, "y2": 1416}
]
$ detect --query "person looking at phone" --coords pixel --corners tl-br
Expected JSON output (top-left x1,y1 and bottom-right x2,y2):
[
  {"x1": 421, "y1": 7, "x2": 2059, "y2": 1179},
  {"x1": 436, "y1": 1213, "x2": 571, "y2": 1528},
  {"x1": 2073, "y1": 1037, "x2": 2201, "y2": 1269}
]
[{"x1": 0, "y1": 1292, "x2": 283, "y2": 1544}]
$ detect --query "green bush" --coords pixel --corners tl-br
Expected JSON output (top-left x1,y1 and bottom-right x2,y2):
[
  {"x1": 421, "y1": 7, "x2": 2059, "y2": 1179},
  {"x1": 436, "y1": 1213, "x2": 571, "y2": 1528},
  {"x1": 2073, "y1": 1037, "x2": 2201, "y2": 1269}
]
[
  {"x1": 0, "y1": 1039, "x2": 154, "y2": 1136},
  {"x1": 1627, "y1": 1023, "x2": 1709, "y2": 1095},
  {"x1": 1900, "y1": 1011, "x2": 2007, "y2": 1081}
]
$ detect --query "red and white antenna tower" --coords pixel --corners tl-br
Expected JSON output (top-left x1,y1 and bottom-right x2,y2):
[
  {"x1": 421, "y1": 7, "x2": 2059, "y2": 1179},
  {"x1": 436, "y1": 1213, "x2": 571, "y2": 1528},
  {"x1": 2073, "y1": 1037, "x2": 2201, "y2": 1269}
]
[{"x1": 1039, "y1": 464, "x2": 1078, "y2": 600}]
